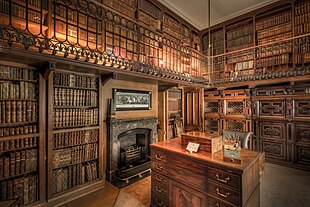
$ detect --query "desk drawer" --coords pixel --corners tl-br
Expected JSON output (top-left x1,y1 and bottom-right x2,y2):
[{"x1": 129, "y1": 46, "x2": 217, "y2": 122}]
[
  {"x1": 169, "y1": 165, "x2": 206, "y2": 192},
  {"x1": 151, "y1": 149, "x2": 167, "y2": 163},
  {"x1": 151, "y1": 192, "x2": 168, "y2": 207},
  {"x1": 152, "y1": 171, "x2": 168, "y2": 190},
  {"x1": 208, "y1": 196, "x2": 236, "y2": 207},
  {"x1": 152, "y1": 161, "x2": 168, "y2": 174},
  {"x1": 169, "y1": 155, "x2": 206, "y2": 175},
  {"x1": 208, "y1": 182, "x2": 240, "y2": 206},
  {"x1": 207, "y1": 167, "x2": 240, "y2": 190}
]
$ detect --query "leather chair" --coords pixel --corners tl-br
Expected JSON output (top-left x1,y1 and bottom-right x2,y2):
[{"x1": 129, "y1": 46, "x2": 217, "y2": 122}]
[{"x1": 222, "y1": 130, "x2": 252, "y2": 149}]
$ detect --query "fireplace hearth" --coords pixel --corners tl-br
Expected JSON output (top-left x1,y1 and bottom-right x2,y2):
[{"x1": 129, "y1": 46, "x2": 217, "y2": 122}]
[{"x1": 107, "y1": 117, "x2": 157, "y2": 183}]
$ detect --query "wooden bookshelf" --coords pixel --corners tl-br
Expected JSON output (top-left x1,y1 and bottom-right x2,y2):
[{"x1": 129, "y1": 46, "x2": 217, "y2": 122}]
[
  {"x1": 295, "y1": 0, "x2": 310, "y2": 64},
  {"x1": 0, "y1": 63, "x2": 41, "y2": 205},
  {"x1": 103, "y1": 0, "x2": 137, "y2": 20},
  {"x1": 0, "y1": 0, "x2": 48, "y2": 34},
  {"x1": 47, "y1": 70, "x2": 103, "y2": 199}
]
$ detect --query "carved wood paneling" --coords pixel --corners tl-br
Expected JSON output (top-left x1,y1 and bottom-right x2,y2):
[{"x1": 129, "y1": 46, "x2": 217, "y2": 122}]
[
  {"x1": 294, "y1": 99, "x2": 310, "y2": 118},
  {"x1": 258, "y1": 100, "x2": 286, "y2": 117},
  {"x1": 294, "y1": 123, "x2": 310, "y2": 144},
  {"x1": 259, "y1": 121, "x2": 285, "y2": 141},
  {"x1": 262, "y1": 141, "x2": 286, "y2": 161},
  {"x1": 296, "y1": 146, "x2": 310, "y2": 165}
]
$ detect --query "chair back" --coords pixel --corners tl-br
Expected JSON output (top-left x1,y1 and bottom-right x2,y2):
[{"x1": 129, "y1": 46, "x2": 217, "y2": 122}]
[{"x1": 222, "y1": 130, "x2": 252, "y2": 149}]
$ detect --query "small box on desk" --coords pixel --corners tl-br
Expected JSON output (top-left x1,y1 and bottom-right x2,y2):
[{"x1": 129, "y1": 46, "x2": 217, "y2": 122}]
[{"x1": 181, "y1": 132, "x2": 222, "y2": 153}]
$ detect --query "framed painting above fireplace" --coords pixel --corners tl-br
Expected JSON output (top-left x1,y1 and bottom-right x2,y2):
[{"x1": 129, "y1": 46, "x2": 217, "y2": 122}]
[{"x1": 113, "y1": 89, "x2": 152, "y2": 111}]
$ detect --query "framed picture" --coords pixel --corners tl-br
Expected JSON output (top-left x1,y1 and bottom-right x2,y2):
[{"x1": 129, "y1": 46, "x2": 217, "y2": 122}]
[{"x1": 113, "y1": 89, "x2": 152, "y2": 111}]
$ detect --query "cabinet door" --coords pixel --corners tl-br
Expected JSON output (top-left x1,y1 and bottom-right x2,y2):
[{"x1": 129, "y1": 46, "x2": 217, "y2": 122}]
[{"x1": 169, "y1": 180, "x2": 207, "y2": 207}]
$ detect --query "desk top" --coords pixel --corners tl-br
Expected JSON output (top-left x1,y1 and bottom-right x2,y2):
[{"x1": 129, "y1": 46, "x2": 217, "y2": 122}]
[{"x1": 151, "y1": 138, "x2": 263, "y2": 173}]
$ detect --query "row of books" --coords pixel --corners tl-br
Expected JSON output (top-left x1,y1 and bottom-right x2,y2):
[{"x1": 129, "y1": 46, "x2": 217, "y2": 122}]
[
  {"x1": 295, "y1": 1, "x2": 310, "y2": 15},
  {"x1": 0, "y1": 1, "x2": 43, "y2": 24},
  {"x1": 52, "y1": 161, "x2": 98, "y2": 194},
  {"x1": 0, "y1": 149, "x2": 37, "y2": 179},
  {"x1": 226, "y1": 25, "x2": 253, "y2": 41},
  {"x1": 20, "y1": 0, "x2": 48, "y2": 10},
  {"x1": 295, "y1": 22, "x2": 310, "y2": 36},
  {"x1": 257, "y1": 32, "x2": 292, "y2": 45},
  {"x1": 54, "y1": 88, "x2": 98, "y2": 107},
  {"x1": 0, "y1": 137, "x2": 37, "y2": 153},
  {"x1": 0, "y1": 81, "x2": 36, "y2": 100},
  {"x1": 53, "y1": 144, "x2": 98, "y2": 169},
  {"x1": 53, "y1": 129, "x2": 99, "y2": 149},
  {"x1": 256, "y1": 54, "x2": 290, "y2": 67},
  {"x1": 296, "y1": 53, "x2": 310, "y2": 64},
  {"x1": 0, "y1": 101, "x2": 37, "y2": 124},
  {"x1": 55, "y1": 21, "x2": 103, "y2": 45},
  {"x1": 54, "y1": 3, "x2": 102, "y2": 32},
  {"x1": 0, "y1": 66, "x2": 36, "y2": 80},
  {"x1": 53, "y1": 72, "x2": 98, "y2": 89},
  {"x1": 257, "y1": 47, "x2": 291, "y2": 58},
  {"x1": 53, "y1": 108, "x2": 99, "y2": 129},
  {"x1": 0, "y1": 175, "x2": 37, "y2": 205},
  {"x1": 226, "y1": 35, "x2": 253, "y2": 50},
  {"x1": 256, "y1": 11, "x2": 291, "y2": 31},
  {"x1": 103, "y1": 0, "x2": 136, "y2": 19},
  {"x1": 139, "y1": 0, "x2": 162, "y2": 20},
  {"x1": 295, "y1": 12, "x2": 310, "y2": 25},
  {"x1": 202, "y1": 31, "x2": 223, "y2": 43},
  {"x1": 0, "y1": 125, "x2": 37, "y2": 137},
  {"x1": 256, "y1": 22, "x2": 291, "y2": 40}
]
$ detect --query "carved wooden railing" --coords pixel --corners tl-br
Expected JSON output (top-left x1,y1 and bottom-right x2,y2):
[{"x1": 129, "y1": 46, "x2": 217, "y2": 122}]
[{"x1": 0, "y1": 0, "x2": 208, "y2": 85}]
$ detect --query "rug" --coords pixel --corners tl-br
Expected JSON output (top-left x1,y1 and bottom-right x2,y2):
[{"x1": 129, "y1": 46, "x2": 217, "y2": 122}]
[{"x1": 113, "y1": 176, "x2": 151, "y2": 207}]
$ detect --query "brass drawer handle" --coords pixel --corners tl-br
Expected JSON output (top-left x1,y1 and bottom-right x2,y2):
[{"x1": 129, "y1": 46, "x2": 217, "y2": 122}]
[
  {"x1": 155, "y1": 154, "x2": 164, "y2": 161},
  {"x1": 155, "y1": 186, "x2": 163, "y2": 193},
  {"x1": 216, "y1": 188, "x2": 230, "y2": 198},
  {"x1": 216, "y1": 173, "x2": 230, "y2": 183},
  {"x1": 156, "y1": 175, "x2": 163, "y2": 182},
  {"x1": 156, "y1": 164, "x2": 163, "y2": 171},
  {"x1": 156, "y1": 198, "x2": 164, "y2": 206}
]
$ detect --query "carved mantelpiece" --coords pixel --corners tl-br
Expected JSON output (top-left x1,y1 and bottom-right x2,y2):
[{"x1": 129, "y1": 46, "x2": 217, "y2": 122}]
[{"x1": 106, "y1": 117, "x2": 158, "y2": 181}]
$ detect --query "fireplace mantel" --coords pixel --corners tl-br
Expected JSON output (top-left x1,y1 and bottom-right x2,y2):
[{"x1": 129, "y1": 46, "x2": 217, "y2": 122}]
[{"x1": 107, "y1": 117, "x2": 158, "y2": 181}]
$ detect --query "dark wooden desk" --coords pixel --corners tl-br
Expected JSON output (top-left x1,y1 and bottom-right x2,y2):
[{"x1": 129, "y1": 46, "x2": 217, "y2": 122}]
[{"x1": 151, "y1": 138, "x2": 264, "y2": 207}]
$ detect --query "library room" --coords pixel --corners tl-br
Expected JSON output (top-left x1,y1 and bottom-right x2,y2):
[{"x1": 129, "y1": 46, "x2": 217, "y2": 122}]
[{"x1": 0, "y1": 0, "x2": 309, "y2": 206}]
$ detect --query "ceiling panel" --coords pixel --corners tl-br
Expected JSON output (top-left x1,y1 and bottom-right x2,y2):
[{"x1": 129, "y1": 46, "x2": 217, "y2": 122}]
[{"x1": 157, "y1": 0, "x2": 280, "y2": 30}]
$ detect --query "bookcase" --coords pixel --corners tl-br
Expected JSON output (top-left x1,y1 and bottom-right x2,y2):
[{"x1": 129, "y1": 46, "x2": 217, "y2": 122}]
[
  {"x1": 0, "y1": 0, "x2": 48, "y2": 34},
  {"x1": 103, "y1": 0, "x2": 137, "y2": 20},
  {"x1": 47, "y1": 70, "x2": 103, "y2": 199},
  {"x1": 295, "y1": 0, "x2": 310, "y2": 65},
  {"x1": 158, "y1": 88, "x2": 184, "y2": 141},
  {"x1": 255, "y1": 5, "x2": 293, "y2": 74},
  {"x1": 52, "y1": 1, "x2": 104, "y2": 50},
  {"x1": 0, "y1": 62, "x2": 44, "y2": 206},
  {"x1": 138, "y1": 0, "x2": 162, "y2": 31},
  {"x1": 204, "y1": 89, "x2": 252, "y2": 146}
]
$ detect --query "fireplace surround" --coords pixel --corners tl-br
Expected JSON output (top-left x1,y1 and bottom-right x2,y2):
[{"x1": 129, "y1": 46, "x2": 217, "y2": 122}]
[{"x1": 107, "y1": 117, "x2": 158, "y2": 182}]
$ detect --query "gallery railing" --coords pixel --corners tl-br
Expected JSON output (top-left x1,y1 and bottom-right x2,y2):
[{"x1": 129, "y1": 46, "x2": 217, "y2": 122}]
[
  {"x1": 204, "y1": 33, "x2": 310, "y2": 86},
  {"x1": 0, "y1": 0, "x2": 208, "y2": 85},
  {"x1": 0, "y1": 0, "x2": 309, "y2": 87}
]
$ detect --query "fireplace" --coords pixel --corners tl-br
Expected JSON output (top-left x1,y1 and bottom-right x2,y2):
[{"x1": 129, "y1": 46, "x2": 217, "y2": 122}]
[{"x1": 107, "y1": 117, "x2": 157, "y2": 183}]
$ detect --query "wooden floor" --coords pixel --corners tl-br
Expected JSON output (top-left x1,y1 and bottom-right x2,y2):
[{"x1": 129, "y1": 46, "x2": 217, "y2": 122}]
[
  {"x1": 61, "y1": 163, "x2": 310, "y2": 207},
  {"x1": 60, "y1": 182, "x2": 119, "y2": 207}
]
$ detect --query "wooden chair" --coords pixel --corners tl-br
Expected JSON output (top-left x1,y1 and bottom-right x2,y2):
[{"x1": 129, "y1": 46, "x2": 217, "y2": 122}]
[{"x1": 222, "y1": 130, "x2": 252, "y2": 149}]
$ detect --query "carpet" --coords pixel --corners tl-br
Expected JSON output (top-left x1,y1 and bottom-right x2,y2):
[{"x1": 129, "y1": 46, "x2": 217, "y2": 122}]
[{"x1": 113, "y1": 176, "x2": 151, "y2": 207}]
